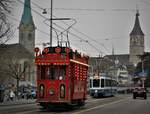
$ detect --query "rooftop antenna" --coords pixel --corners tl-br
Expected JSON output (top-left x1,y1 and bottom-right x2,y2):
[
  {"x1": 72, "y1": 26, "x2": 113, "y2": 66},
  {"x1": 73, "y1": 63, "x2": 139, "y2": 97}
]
[
  {"x1": 136, "y1": 3, "x2": 139, "y2": 15},
  {"x1": 66, "y1": 31, "x2": 70, "y2": 47}
]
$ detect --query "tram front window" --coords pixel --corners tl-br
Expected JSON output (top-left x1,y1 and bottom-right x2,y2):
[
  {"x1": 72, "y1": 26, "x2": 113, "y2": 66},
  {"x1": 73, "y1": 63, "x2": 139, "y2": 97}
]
[
  {"x1": 47, "y1": 65, "x2": 66, "y2": 80},
  {"x1": 101, "y1": 79, "x2": 104, "y2": 88},
  {"x1": 48, "y1": 66, "x2": 57, "y2": 80},
  {"x1": 40, "y1": 66, "x2": 46, "y2": 79},
  {"x1": 93, "y1": 79, "x2": 100, "y2": 87}
]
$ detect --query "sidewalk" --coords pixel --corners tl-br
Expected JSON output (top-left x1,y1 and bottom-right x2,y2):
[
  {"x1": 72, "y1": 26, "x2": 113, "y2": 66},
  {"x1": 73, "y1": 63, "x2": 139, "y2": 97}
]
[{"x1": 0, "y1": 98, "x2": 36, "y2": 106}]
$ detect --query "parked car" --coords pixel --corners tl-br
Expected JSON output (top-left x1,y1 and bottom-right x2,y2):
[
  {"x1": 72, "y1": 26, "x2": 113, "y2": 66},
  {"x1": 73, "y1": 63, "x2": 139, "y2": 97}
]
[{"x1": 133, "y1": 87, "x2": 147, "y2": 99}]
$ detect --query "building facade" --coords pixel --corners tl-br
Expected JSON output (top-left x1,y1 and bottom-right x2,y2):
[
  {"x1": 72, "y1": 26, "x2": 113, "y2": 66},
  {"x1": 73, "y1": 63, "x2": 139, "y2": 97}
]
[
  {"x1": 89, "y1": 10, "x2": 145, "y2": 87},
  {"x1": 18, "y1": 0, "x2": 36, "y2": 87},
  {"x1": 0, "y1": 0, "x2": 36, "y2": 90}
]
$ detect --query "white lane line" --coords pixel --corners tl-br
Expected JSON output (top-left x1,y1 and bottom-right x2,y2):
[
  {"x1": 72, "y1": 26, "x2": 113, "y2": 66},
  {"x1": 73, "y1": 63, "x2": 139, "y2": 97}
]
[{"x1": 72, "y1": 98, "x2": 128, "y2": 114}]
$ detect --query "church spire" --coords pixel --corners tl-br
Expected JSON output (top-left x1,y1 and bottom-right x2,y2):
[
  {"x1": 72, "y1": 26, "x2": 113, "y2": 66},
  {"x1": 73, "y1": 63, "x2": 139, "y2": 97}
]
[
  {"x1": 130, "y1": 10, "x2": 144, "y2": 36},
  {"x1": 20, "y1": 0, "x2": 35, "y2": 26},
  {"x1": 19, "y1": 0, "x2": 35, "y2": 56}
]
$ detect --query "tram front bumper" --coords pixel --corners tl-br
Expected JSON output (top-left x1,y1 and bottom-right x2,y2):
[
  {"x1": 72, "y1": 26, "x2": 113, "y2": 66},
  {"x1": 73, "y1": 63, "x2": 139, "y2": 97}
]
[{"x1": 90, "y1": 89, "x2": 103, "y2": 97}]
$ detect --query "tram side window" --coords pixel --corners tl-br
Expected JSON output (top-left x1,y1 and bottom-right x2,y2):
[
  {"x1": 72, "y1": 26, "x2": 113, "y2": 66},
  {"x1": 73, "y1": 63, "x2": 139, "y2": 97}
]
[
  {"x1": 106, "y1": 79, "x2": 111, "y2": 87},
  {"x1": 112, "y1": 80, "x2": 117, "y2": 87},
  {"x1": 101, "y1": 79, "x2": 104, "y2": 88},
  {"x1": 37, "y1": 66, "x2": 41, "y2": 80},
  {"x1": 41, "y1": 66, "x2": 46, "y2": 79},
  {"x1": 90, "y1": 79, "x2": 92, "y2": 88}
]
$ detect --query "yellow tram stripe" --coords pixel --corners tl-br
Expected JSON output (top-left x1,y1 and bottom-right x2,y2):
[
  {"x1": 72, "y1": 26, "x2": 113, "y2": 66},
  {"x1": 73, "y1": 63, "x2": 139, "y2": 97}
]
[{"x1": 70, "y1": 59, "x2": 89, "y2": 67}]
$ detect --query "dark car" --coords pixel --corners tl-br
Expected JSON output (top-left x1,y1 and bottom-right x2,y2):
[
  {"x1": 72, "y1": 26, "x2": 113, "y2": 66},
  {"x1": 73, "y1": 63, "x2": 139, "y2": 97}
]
[{"x1": 133, "y1": 87, "x2": 147, "y2": 99}]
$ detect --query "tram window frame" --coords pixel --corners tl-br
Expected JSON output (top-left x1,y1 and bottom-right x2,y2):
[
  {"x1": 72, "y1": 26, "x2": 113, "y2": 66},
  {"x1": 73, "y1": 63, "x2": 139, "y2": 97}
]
[
  {"x1": 106, "y1": 79, "x2": 108, "y2": 87},
  {"x1": 112, "y1": 80, "x2": 115, "y2": 87},
  {"x1": 101, "y1": 79, "x2": 104, "y2": 88},
  {"x1": 109, "y1": 79, "x2": 111, "y2": 86}
]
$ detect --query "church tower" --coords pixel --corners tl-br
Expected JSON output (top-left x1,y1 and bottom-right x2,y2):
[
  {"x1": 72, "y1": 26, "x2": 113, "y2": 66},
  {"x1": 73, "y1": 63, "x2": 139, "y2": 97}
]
[
  {"x1": 129, "y1": 10, "x2": 144, "y2": 65},
  {"x1": 19, "y1": 0, "x2": 35, "y2": 55}
]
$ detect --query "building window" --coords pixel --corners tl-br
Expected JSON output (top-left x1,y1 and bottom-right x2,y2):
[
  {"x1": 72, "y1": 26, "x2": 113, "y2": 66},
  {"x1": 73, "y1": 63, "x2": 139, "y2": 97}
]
[{"x1": 28, "y1": 33, "x2": 32, "y2": 41}]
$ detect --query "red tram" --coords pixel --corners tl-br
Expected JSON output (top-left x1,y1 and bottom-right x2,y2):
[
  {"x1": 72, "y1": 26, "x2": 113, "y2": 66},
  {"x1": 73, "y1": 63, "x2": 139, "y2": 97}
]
[{"x1": 34, "y1": 46, "x2": 89, "y2": 108}]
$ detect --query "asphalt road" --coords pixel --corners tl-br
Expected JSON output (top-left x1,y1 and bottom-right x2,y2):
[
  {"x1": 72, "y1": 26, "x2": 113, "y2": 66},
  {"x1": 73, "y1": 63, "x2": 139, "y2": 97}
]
[
  {"x1": 0, "y1": 94, "x2": 150, "y2": 114},
  {"x1": 73, "y1": 94, "x2": 150, "y2": 114}
]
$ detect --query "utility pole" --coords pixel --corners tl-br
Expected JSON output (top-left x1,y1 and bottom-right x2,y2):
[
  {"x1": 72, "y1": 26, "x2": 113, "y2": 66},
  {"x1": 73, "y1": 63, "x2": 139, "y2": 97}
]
[
  {"x1": 43, "y1": 0, "x2": 71, "y2": 47},
  {"x1": 50, "y1": 0, "x2": 53, "y2": 47}
]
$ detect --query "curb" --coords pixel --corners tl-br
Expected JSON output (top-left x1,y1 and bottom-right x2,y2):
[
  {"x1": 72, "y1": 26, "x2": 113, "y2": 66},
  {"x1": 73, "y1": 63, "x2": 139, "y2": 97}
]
[{"x1": 0, "y1": 100, "x2": 36, "y2": 107}]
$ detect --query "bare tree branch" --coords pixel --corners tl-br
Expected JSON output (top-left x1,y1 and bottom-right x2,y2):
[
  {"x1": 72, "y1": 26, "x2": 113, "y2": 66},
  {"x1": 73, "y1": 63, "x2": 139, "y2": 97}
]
[{"x1": 0, "y1": 0, "x2": 13, "y2": 44}]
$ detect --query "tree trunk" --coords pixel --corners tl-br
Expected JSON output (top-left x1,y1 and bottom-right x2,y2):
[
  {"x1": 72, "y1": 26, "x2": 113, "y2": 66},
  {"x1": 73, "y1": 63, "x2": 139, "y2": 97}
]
[{"x1": 16, "y1": 78, "x2": 19, "y2": 98}]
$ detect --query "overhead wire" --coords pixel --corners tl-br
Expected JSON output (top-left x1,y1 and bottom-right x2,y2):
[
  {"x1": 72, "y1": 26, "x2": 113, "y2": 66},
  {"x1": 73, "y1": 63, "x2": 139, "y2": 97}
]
[
  {"x1": 17, "y1": 0, "x2": 72, "y2": 44},
  {"x1": 27, "y1": 0, "x2": 107, "y2": 55},
  {"x1": 7, "y1": 14, "x2": 50, "y2": 37},
  {"x1": 54, "y1": 8, "x2": 135, "y2": 12}
]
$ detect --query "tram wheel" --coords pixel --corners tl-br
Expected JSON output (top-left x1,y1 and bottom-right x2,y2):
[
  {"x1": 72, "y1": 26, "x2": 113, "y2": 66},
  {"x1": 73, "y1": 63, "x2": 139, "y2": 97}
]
[
  {"x1": 39, "y1": 103, "x2": 48, "y2": 109},
  {"x1": 77, "y1": 100, "x2": 85, "y2": 106}
]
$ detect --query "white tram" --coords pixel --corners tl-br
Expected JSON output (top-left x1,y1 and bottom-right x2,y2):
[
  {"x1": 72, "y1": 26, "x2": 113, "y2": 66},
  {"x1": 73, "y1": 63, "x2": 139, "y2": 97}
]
[{"x1": 89, "y1": 74, "x2": 117, "y2": 97}]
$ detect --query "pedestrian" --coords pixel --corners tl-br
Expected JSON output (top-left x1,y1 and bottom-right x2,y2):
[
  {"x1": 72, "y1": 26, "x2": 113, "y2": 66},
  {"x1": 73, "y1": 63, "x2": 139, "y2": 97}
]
[
  {"x1": 9, "y1": 90, "x2": 15, "y2": 101},
  {"x1": 0, "y1": 85, "x2": 5, "y2": 103}
]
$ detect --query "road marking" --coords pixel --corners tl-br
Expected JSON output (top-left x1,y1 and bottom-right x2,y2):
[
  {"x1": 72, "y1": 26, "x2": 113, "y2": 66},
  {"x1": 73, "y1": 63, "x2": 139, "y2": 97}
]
[
  {"x1": 87, "y1": 97, "x2": 116, "y2": 103},
  {"x1": 16, "y1": 110, "x2": 35, "y2": 114},
  {"x1": 72, "y1": 98, "x2": 128, "y2": 114}
]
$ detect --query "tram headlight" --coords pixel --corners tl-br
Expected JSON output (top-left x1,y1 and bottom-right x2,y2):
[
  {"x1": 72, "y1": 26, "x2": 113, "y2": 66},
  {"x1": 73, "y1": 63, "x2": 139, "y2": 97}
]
[
  {"x1": 60, "y1": 84, "x2": 65, "y2": 99},
  {"x1": 39, "y1": 85, "x2": 44, "y2": 98},
  {"x1": 40, "y1": 85, "x2": 44, "y2": 92},
  {"x1": 49, "y1": 89, "x2": 54, "y2": 95},
  {"x1": 59, "y1": 76, "x2": 63, "y2": 80},
  {"x1": 95, "y1": 90, "x2": 98, "y2": 93}
]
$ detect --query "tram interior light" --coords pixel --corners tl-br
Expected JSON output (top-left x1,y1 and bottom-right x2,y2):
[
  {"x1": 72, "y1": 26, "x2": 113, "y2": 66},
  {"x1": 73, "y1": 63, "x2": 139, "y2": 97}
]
[
  {"x1": 34, "y1": 47, "x2": 39, "y2": 53},
  {"x1": 44, "y1": 48, "x2": 49, "y2": 54},
  {"x1": 55, "y1": 47, "x2": 61, "y2": 53}
]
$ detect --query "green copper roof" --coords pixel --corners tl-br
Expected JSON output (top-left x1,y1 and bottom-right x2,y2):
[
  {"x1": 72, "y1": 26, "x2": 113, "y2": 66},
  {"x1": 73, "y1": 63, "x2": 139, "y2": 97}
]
[{"x1": 20, "y1": 0, "x2": 35, "y2": 26}]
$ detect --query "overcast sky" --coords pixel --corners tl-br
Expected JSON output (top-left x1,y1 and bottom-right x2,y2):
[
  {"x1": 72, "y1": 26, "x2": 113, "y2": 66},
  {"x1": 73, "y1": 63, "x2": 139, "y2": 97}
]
[{"x1": 8, "y1": 0, "x2": 150, "y2": 57}]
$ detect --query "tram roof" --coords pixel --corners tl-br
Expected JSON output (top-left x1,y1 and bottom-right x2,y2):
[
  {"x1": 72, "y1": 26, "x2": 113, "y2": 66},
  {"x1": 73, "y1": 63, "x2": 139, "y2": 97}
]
[
  {"x1": 35, "y1": 46, "x2": 89, "y2": 66},
  {"x1": 90, "y1": 75, "x2": 116, "y2": 80},
  {"x1": 43, "y1": 46, "x2": 72, "y2": 54}
]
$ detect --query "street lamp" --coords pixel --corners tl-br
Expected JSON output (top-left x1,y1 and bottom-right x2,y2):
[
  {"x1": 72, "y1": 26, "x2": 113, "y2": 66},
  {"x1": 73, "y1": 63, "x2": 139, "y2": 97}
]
[
  {"x1": 42, "y1": 0, "x2": 53, "y2": 47},
  {"x1": 141, "y1": 59, "x2": 145, "y2": 88}
]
